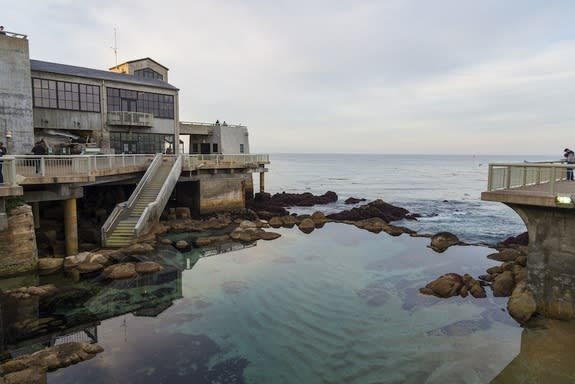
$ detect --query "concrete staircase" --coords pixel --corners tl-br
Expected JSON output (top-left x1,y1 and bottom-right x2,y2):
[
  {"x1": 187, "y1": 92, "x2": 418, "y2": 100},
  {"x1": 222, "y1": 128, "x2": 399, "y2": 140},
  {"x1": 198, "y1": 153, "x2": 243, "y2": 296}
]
[{"x1": 104, "y1": 162, "x2": 174, "y2": 248}]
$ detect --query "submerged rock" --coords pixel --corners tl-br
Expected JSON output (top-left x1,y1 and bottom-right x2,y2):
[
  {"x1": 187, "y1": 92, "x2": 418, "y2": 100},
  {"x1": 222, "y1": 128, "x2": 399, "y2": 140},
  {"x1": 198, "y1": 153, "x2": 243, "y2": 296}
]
[
  {"x1": 297, "y1": 218, "x2": 315, "y2": 234},
  {"x1": 102, "y1": 263, "x2": 137, "y2": 280}
]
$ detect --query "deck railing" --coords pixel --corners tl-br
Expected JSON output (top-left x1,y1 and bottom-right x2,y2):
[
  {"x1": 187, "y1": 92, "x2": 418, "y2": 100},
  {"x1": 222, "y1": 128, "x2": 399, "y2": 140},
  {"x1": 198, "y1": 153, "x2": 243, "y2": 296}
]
[
  {"x1": 1, "y1": 154, "x2": 153, "y2": 180},
  {"x1": 181, "y1": 154, "x2": 269, "y2": 169},
  {"x1": 487, "y1": 161, "x2": 570, "y2": 195},
  {"x1": 0, "y1": 153, "x2": 268, "y2": 189},
  {"x1": 134, "y1": 155, "x2": 183, "y2": 237}
]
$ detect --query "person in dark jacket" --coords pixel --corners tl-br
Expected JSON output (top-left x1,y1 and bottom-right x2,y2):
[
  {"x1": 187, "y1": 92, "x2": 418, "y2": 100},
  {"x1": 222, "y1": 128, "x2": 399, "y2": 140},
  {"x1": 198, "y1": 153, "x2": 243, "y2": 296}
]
[
  {"x1": 0, "y1": 142, "x2": 6, "y2": 183},
  {"x1": 564, "y1": 148, "x2": 575, "y2": 180},
  {"x1": 32, "y1": 141, "x2": 47, "y2": 173}
]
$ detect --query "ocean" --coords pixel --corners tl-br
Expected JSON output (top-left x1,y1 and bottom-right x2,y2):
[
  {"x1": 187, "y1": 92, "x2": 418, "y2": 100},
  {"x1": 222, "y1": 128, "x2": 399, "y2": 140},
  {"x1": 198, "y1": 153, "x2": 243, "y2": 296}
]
[
  {"x1": 265, "y1": 153, "x2": 547, "y2": 244},
  {"x1": 4, "y1": 153, "x2": 565, "y2": 383}
]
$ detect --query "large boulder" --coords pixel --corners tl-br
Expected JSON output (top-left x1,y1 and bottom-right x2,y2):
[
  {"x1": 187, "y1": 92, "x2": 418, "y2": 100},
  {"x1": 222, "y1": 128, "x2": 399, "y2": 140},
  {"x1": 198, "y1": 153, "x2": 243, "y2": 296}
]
[
  {"x1": 298, "y1": 218, "x2": 315, "y2": 234},
  {"x1": 429, "y1": 232, "x2": 460, "y2": 253},
  {"x1": 507, "y1": 281, "x2": 537, "y2": 324},
  {"x1": 135, "y1": 261, "x2": 163, "y2": 274},
  {"x1": 420, "y1": 273, "x2": 463, "y2": 298},
  {"x1": 492, "y1": 270, "x2": 515, "y2": 297},
  {"x1": 487, "y1": 248, "x2": 523, "y2": 262}
]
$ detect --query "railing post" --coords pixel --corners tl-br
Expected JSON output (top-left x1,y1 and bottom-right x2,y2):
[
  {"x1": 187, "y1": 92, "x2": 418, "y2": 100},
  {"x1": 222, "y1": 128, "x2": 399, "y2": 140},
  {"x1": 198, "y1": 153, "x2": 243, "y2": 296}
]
[
  {"x1": 550, "y1": 165, "x2": 557, "y2": 195},
  {"x1": 108, "y1": 156, "x2": 113, "y2": 170},
  {"x1": 40, "y1": 157, "x2": 46, "y2": 176},
  {"x1": 122, "y1": 153, "x2": 125, "y2": 168},
  {"x1": 487, "y1": 164, "x2": 493, "y2": 191},
  {"x1": 522, "y1": 166, "x2": 527, "y2": 186},
  {"x1": 87, "y1": 156, "x2": 92, "y2": 175},
  {"x1": 505, "y1": 166, "x2": 511, "y2": 189}
]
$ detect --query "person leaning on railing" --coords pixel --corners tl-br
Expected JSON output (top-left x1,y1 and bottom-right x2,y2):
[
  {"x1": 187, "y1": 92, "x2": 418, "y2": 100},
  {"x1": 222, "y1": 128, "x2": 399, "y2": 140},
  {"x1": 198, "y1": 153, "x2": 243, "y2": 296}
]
[
  {"x1": 564, "y1": 148, "x2": 575, "y2": 181},
  {"x1": 0, "y1": 142, "x2": 6, "y2": 183}
]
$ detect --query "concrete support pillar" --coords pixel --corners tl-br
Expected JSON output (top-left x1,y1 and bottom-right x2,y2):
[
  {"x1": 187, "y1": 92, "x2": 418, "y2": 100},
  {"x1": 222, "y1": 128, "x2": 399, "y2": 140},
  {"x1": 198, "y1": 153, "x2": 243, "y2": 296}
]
[
  {"x1": 32, "y1": 201, "x2": 40, "y2": 229},
  {"x1": 259, "y1": 172, "x2": 265, "y2": 193},
  {"x1": 64, "y1": 198, "x2": 78, "y2": 256},
  {"x1": 508, "y1": 203, "x2": 575, "y2": 319}
]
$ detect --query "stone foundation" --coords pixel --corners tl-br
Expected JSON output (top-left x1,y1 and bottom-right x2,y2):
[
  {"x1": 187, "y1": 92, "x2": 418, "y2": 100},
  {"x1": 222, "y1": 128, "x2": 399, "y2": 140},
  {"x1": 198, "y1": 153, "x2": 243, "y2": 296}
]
[{"x1": 0, "y1": 205, "x2": 38, "y2": 277}]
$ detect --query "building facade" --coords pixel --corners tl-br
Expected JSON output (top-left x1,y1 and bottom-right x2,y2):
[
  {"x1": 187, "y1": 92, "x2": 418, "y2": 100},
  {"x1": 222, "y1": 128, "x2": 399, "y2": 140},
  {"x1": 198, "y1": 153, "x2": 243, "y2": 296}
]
[{"x1": 1, "y1": 32, "x2": 180, "y2": 155}]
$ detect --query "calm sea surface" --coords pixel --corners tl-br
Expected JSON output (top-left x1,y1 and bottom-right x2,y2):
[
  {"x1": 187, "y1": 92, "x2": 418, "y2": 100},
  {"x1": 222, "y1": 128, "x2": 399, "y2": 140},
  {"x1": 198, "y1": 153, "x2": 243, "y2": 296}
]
[{"x1": 2, "y1": 153, "x2": 569, "y2": 383}]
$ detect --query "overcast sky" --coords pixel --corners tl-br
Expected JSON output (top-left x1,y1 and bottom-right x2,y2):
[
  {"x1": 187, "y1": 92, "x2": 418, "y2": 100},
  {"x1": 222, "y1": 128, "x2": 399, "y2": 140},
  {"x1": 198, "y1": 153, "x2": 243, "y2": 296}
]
[{"x1": 5, "y1": 0, "x2": 575, "y2": 155}]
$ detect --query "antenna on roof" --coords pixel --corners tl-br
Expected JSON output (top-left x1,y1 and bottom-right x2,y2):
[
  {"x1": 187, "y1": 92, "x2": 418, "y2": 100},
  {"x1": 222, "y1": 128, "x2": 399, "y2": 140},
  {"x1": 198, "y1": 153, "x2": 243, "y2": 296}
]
[{"x1": 110, "y1": 27, "x2": 119, "y2": 65}]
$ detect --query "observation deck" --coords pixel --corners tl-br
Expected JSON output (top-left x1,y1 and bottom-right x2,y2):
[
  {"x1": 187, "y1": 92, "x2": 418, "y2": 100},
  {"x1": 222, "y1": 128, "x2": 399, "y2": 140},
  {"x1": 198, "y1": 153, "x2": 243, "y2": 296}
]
[
  {"x1": 481, "y1": 160, "x2": 575, "y2": 320},
  {"x1": 482, "y1": 161, "x2": 575, "y2": 207}
]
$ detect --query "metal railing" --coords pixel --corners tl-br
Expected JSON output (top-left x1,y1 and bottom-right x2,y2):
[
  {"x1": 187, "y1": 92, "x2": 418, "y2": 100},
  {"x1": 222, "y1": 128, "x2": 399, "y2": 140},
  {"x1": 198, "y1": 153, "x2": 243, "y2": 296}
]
[
  {"x1": 181, "y1": 154, "x2": 269, "y2": 168},
  {"x1": 0, "y1": 30, "x2": 27, "y2": 39},
  {"x1": 487, "y1": 161, "x2": 571, "y2": 195},
  {"x1": 134, "y1": 155, "x2": 183, "y2": 237},
  {"x1": 0, "y1": 153, "x2": 267, "y2": 188},
  {"x1": 101, "y1": 154, "x2": 163, "y2": 245},
  {"x1": 1, "y1": 154, "x2": 153, "y2": 183},
  {"x1": 107, "y1": 111, "x2": 154, "y2": 127}
]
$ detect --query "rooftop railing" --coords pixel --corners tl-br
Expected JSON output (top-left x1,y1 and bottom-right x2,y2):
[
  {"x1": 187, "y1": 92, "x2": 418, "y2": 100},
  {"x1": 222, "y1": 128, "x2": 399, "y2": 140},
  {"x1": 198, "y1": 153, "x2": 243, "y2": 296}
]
[
  {"x1": 487, "y1": 161, "x2": 571, "y2": 195},
  {"x1": 0, "y1": 30, "x2": 27, "y2": 39}
]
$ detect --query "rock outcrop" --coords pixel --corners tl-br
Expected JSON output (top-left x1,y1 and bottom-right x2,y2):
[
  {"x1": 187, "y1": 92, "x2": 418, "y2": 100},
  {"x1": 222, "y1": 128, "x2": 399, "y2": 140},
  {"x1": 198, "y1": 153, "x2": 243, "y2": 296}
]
[
  {"x1": 327, "y1": 199, "x2": 409, "y2": 222},
  {"x1": 429, "y1": 232, "x2": 460, "y2": 252},
  {"x1": 0, "y1": 342, "x2": 103, "y2": 384},
  {"x1": 507, "y1": 281, "x2": 537, "y2": 324}
]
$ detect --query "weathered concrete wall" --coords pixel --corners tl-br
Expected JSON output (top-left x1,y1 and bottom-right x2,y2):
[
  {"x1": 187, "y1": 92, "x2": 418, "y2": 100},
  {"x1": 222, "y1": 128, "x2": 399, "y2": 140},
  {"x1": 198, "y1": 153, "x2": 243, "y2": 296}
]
[
  {"x1": 199, "y1": 174, "x2": 247, "y2": 214},
  {"x1": 508, "y1": 203, "x2": 575, "y2": 319},
  {"x1": 0, "y1": 34, "x2": 35, "y2": 155},
  {"x1": 220, "y1": 125, "x2": 250, "y2": 154},
  {"x1": 0, "y1": 205, "x2": 38, "y2": 277}
]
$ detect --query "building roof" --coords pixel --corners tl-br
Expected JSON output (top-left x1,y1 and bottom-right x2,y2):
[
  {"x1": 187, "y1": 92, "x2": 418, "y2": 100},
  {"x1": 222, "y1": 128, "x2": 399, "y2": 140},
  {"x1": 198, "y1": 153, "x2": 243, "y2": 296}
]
[
  {"x1": 111, "y1": 57, "x2": 169, "y2": 71},
  {"x1": 30, "y1": 59, "x2": 179, "y2": 91}
]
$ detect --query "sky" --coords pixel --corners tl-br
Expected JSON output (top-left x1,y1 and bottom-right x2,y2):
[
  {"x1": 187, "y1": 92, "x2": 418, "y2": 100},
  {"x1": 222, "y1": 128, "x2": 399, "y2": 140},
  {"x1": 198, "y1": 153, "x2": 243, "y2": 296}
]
[{"x1": 4, "y1": 0, "x2": 575, "y2": 155}]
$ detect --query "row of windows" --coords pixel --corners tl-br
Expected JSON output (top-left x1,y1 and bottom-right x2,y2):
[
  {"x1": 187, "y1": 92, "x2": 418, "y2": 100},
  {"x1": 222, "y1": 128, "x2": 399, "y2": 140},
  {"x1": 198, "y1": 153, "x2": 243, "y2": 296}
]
[
  {"x1": 107, "y1": 88, "x2": 174, "y2": 119},
  {"x1": 134, "y1": 68, "x2": 163, "y2": 81},
  {"x1": 32, "y1": 78, "x2": 101, "y2": 112},
  {"x1": 110, "y1": 132, "x2": 174, "y2": 154}
]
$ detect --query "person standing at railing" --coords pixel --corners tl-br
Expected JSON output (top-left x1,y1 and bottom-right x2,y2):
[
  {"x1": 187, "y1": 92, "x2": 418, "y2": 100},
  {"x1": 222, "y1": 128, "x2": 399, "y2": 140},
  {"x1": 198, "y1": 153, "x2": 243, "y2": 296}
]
[
  {"x1": 32, "y1": 141, "x2": 46, "y2": 173},
  {"x1": 0, "y1": 142, "x2": 6, "y2": 183},
  {"x1": 564, "y1": 148, "x2": 575, "y2": 180}
]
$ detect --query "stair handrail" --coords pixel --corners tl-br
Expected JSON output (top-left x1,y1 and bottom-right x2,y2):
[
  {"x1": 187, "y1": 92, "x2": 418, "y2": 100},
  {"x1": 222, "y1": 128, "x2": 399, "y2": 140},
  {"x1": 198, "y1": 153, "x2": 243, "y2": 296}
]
[
  {"x1": 101, "y1": 153, "x2": 163, "y2": 245},
  {"x1": 134, "y1": 154, "x2": 183, "y2": 237}
]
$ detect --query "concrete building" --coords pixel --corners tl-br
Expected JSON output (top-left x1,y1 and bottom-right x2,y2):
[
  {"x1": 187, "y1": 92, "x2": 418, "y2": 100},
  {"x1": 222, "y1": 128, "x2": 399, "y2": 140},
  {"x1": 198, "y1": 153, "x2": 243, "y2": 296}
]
[
  {"x1": 0, "y1": 30, "x2": 269, "y2": 269},
  {"x1": 2, "y1": 31, "x2": 181, "y2": 156},
  {"x1": 180, "y1": 121, "x2": 250, "y2": 154}
]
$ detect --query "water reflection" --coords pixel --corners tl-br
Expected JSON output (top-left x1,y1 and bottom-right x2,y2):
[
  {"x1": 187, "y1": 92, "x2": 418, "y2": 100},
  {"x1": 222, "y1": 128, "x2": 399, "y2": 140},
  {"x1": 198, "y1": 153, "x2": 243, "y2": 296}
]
[
  {"x1": 1, "y1": 225, "x2": 575, "y2": 383},
  {"x1": 492, "y1": 318, "x2": 575, "y2": 383}
]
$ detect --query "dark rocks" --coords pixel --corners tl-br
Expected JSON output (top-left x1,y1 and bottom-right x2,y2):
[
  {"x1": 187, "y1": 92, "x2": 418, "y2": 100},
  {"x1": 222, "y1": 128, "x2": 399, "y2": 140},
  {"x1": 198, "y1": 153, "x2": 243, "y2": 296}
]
[
  {"x1": 247, "y1": 191, "x2": 337, "y2": 217},
  {"x1": 501, "y1": 231, "x2": 529, "y2": 246},
  {"x1": 327, "y1": 199, "x2": 410, "y2": 222},
  {"x1": 429, "y1": 232, "x2": 460, "y2": 252},
  {"x1": 344, "y1": 197, "x2": 366, "y2": 204}
]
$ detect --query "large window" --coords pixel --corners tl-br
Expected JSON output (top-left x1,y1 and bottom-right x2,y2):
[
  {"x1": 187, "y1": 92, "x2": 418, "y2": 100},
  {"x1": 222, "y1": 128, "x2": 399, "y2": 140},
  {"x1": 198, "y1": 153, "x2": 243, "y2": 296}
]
[
  {"x1": 110, "y1": 132, "x2": 174, "y2": 154},
  {"x1": 32, "y1": 78, "x2": 100, "y2": 112},
  {"x1": 107, "y1": 88, "x2": 174, "y2": 119},
  {"x1": 32, "y1": 79, "x2": 57, "y2": 108},
  {"x1": 134, "y1": 68, "x2": 163, "y2": 81}
]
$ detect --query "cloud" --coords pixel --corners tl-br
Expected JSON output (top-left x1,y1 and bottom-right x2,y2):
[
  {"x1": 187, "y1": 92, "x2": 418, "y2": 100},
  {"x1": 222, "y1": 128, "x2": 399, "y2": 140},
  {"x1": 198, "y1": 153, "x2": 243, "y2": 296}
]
[{"x1": 5, "y1": 0, "x2": 575, "y2": 154}]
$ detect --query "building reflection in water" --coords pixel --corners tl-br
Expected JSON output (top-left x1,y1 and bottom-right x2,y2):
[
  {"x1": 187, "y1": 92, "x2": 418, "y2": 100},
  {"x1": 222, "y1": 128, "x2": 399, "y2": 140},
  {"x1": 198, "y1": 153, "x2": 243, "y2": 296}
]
[{"x1": 0, "y1": 239, "x2": 256, "y2": 364}]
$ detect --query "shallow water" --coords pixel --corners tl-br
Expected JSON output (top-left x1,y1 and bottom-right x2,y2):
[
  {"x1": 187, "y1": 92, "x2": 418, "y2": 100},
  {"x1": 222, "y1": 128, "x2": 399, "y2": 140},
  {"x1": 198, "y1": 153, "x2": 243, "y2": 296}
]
[{"x1": 18, "y1": 224, "x2": 526, "y2": 384}]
